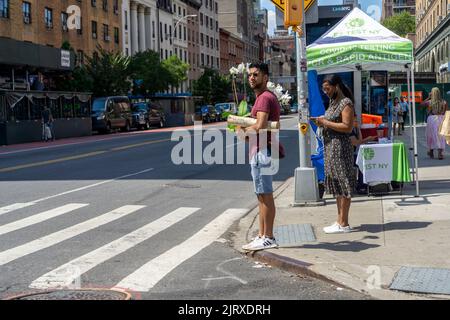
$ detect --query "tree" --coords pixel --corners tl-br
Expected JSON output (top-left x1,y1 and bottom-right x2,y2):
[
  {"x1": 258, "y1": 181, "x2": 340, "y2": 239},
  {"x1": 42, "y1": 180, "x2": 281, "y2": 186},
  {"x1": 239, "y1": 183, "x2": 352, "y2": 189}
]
[
  {"x1": 192, "y1": 68, "x2": 231, "y2": 105},
  {"x1": 129, "y1": 50, "x2": 171, "y2": 96},
  {"x1": 382, "y1": 11, "x2": 415, "y2": 37},
  {"x1": 162, "y1": 55, "x2": 190, "y2": 88},
  {"x1": 85, "y1": 46, "x2": 132, "y2": 97}
]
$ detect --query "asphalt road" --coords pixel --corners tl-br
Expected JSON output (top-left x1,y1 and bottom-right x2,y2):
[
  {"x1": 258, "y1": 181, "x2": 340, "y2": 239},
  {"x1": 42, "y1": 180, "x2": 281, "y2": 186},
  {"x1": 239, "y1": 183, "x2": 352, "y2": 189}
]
[{"x1": 0, "y1": 116, "x2": 370, "y2": 301}]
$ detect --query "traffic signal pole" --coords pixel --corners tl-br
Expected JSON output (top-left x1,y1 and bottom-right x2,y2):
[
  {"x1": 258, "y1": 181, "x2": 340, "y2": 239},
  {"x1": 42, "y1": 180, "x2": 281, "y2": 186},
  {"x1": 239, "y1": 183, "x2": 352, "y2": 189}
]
[{"x1": 285, "y1": 1, "x2": 321, "y2": 205}]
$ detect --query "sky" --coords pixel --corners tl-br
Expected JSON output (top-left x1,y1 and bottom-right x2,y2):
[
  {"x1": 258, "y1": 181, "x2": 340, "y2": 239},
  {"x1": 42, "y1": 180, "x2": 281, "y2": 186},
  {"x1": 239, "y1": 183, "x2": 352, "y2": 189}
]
[{"x1": 261, "y1": 0, "x2": 383, "y2": 35}]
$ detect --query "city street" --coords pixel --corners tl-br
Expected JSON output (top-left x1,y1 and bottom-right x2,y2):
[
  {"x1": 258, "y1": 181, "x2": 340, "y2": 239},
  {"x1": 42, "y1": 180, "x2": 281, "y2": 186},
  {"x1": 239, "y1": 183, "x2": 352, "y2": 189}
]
[{"x1": 0, "y1": 116, "x2": 369, "y2": 300}]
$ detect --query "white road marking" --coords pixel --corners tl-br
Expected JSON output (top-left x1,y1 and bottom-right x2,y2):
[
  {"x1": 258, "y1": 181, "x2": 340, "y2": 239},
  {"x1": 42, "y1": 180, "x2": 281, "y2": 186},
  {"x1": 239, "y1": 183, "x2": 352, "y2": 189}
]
[
  {"x1": 0, "y1": 203, "x2": 36, "y2": 217},
  {"x1": 113, "y1": 208, "x2": 248, "y2": 292},
  {"x1": 29, "y1": 207, "x2": 201, "y2": 289},
  {"x1": 30, "y1": 168, "x2": 154, "y2": 204},
  {"x1": 0, "y1": 203, "x2": 88, "y2": 236},
  {"x1": 0, "y1": 205, "x2": 145, "y2": 266}
]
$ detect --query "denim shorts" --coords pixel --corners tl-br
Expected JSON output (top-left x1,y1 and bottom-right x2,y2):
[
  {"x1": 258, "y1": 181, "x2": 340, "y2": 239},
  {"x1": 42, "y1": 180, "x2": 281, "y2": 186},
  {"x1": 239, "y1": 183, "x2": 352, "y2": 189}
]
[{"x1": 250, "y1": 150, "x2": 273, "y2": 195}]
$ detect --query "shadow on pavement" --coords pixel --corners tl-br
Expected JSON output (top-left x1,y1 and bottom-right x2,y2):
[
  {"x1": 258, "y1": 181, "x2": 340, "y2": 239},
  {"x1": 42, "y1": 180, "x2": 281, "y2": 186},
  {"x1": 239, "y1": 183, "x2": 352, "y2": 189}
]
[{"x1": 355, "y1": 221, "x2": 432, "y2": 233}]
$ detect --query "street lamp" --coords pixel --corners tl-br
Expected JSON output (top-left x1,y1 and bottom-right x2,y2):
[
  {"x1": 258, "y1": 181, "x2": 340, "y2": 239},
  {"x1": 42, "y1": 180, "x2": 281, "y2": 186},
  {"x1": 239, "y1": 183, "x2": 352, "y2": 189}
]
[{"x1": 173, "y1": 14, "x2": 197, "y2": 41}]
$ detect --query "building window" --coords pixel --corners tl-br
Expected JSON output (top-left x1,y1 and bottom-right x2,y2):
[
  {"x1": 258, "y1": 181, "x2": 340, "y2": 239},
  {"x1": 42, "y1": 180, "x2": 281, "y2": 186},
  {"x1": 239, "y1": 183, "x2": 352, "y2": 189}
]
[
  {"x1": 200, "y1": 13, "x2": 203, "y2": 25},
  {"x1": 45, "y1": 7, "x2": 53, "y2": 28},
  {"x1": 113, "y1": 0, "x2": 118, "y2": 14},
  {"x1": 103, "y1": 24, "x2": 109, "y2": 41},
  {"x1": 91, "y1": 0, "x2": 96, "y2": 7},
  {"x1": 92, "y1": 21, "x2": 97, "y2": 39},
  {"x1": 125, "y1": 10, "x2": 128, "y2": 30},
  {"x1": 0, "y1": 0, "x2": 9, "y2": 18},
  {"x1": 114, "y1": 27, "x2": 119, "y2": 44},
  {"x1": 102, "y1": 0, "x2": 108, "y2": 12},
  {"x1": 23, "y1": 2, "x2": 31, "y2": 24},
  {"x1": 77, "y1": 50, "x2": 84, "y2": 66},
  {"x1": 152, "y1": 21, "x2": 155, "y2": 38},
  {"x1": 61, "y1": 12, "x2": 68, "y2": 31},
  {"x1": 184, "y1": 26, "x2": 186, "y2": 41},
  {"x1": 215, "y1": 2, "x2": 218, "y2": 14}
]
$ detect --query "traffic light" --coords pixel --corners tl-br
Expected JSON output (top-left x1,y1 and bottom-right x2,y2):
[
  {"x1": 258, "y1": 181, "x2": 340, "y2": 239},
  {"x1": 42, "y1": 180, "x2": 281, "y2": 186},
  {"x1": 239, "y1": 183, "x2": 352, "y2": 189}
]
[{"x1": 284, "y1": 0, "x2": 303, "y2": 28}]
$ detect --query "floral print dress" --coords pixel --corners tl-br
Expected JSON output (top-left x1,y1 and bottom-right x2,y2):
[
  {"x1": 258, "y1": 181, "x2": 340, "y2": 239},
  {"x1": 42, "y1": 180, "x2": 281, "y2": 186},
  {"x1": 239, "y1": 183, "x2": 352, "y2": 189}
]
[{"x1": 323, "y1": 97, "x2": 356, "y2": 198}]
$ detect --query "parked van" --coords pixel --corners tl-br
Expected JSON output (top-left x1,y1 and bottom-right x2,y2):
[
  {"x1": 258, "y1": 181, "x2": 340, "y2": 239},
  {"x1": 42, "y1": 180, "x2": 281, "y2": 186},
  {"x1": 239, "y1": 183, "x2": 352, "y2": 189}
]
[
  {"x1": 91, "y1": 96, "x2": 133, "y2": 133},
  {"x1": 215, "y1": 102, "x2": 237, "y2": 115}
]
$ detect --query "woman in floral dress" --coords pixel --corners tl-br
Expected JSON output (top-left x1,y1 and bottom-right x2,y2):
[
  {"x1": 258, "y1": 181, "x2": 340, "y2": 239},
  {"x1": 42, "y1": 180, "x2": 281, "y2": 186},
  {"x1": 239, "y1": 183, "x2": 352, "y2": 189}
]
[{"x1": 314, "y1": 75, "x2": 355, "y2": 234}]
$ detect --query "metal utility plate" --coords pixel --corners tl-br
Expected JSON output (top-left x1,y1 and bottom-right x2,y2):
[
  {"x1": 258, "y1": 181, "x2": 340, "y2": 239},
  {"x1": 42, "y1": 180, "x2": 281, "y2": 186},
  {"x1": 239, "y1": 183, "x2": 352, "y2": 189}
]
[
  {"x1": 273, "y1": 224, "x2": 316, "y2": 247},
  {"x1": 390, "y1": 267, "x2": 450, "y2": 295}
]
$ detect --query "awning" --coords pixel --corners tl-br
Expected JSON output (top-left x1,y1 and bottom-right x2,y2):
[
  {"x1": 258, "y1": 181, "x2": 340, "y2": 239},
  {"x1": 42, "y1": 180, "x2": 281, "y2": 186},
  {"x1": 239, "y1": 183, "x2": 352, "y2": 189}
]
[{"x1": 307, "y1": 8, "x2": 413, "y2": 73}]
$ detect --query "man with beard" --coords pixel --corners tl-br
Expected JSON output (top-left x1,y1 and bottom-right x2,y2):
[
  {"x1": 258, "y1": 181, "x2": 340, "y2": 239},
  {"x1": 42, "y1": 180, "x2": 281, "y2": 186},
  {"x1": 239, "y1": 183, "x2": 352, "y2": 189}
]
[{"x1": 239, "y1": 63, "x2": 281, "y2": 251}]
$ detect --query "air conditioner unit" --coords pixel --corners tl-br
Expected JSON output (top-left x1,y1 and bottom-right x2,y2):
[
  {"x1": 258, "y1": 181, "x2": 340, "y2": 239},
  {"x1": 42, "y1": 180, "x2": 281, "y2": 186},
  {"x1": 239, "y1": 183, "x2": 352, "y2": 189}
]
[
  {"x1": 105, "y1": 35, "x2": 110, "y2": 41},
  {"x1": 46, "y1": 22, "x2": 53, "y2": 29},
  {"x1": 93, "y1": 32, "x2": 97, "y2": 39},
  {"x1": 23, "y1": 16, "x2": 30, "y2": 24}
]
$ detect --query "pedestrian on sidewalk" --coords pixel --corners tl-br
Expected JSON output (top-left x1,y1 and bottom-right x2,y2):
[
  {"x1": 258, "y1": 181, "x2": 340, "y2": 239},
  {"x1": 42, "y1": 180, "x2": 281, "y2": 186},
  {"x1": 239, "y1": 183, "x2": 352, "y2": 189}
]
[
  {"x1": 239, "y1": 62, "x2": 281, "y2": 251},
  {"x1": 392, "y1": 97, "x2": 404, "y2": 136},
  {"x1": 420, "y1": 87, "x2": 448, "y2": 160},
  {"x1": 41, "y1": 105, "x2": 55, "y2": 142},
  {"x1": 400, "y1": 96, "x2": 409, "y2": 132},
  {"x1": 313, "y1": 75, "x2": 355, "y2": 234}
]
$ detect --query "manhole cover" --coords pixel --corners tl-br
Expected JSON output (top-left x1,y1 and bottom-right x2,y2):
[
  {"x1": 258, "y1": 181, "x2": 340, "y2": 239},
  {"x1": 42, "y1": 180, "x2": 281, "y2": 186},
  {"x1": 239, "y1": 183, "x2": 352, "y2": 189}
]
[
  {"x1": 273, "y1": 224, "x2": 316, "y2": 247},
  {"x1": 6, "y1": 289, "x2": 131, "y2": 300},
  {"x1": 390, "y1": 267, "x2": 450, "y2": 295}
]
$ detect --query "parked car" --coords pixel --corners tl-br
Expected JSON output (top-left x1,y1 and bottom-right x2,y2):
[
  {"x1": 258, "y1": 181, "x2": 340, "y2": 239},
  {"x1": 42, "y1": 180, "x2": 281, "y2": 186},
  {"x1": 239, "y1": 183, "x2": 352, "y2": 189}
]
[
  {"x1": 215, "y1": 105, "x2": 224, "y2": 121},
  {"x1": 200, "y1": 105, "x2": 219, "y2": 123},
  {"x1": 290, "y1": 102, "x2": 298, "y2": 113},
  {"x1": 131, "y1": 102, "x2": 166, "y2": 129},
  {"x1": 215, "y1": 102, "x2": 237, "y2": 118},
  {"x1": 91, "y1": 96, "x2": 132, "y2": 133}
]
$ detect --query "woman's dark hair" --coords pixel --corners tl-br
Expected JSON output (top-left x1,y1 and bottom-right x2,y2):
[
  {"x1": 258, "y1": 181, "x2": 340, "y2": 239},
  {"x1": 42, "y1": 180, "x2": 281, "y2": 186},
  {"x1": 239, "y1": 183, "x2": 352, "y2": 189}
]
[{"x1": 323, "y1": 74, "x2": 354, "y2": 103}]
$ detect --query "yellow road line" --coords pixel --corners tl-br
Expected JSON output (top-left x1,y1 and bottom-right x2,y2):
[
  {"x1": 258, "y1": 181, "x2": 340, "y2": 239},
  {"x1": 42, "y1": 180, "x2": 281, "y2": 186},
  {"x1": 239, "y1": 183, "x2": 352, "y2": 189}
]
[
  {"x1": 0, "y1": 137, "x2": 175, "y2": 173},
  {"x1": 0, "y1": 151, "x2": 107, "y2": 173}
]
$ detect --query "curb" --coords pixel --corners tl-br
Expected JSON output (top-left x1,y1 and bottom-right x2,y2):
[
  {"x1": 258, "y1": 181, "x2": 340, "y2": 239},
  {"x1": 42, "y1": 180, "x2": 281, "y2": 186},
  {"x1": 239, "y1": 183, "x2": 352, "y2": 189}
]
[{"x1": 231, "y1": 176, "x2": 355, "y2": 293}]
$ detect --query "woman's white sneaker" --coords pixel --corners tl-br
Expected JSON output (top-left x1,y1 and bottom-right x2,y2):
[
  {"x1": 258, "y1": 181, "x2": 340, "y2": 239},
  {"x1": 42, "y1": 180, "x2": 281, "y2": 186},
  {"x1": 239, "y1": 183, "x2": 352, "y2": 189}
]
[
  {"x1": 324, "y1": 224, "x2": 353, "y2": 234},
  {"x1": 323, "y1": 222, "x2": 339, "y2": 233}
]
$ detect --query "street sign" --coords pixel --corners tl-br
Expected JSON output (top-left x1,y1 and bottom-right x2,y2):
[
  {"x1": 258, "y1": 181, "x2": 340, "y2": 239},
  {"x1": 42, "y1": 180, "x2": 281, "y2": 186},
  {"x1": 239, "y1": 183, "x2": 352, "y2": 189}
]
[{"x1": 271, "y1": 0, "x2": 316, "y2": 13}]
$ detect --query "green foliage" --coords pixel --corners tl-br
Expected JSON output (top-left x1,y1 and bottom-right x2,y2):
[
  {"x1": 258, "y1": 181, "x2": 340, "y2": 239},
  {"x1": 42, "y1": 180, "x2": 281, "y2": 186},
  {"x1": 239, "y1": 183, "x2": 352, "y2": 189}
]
[
  {"x1": 381, "y1": 11, "x2": 415, "y2": 37},
  {"x1": 192, "y1": 68, "x2": 231, "y2": 105},
  {"x1": 162, "y1": 55, "x2": 190, "y2": 87},
  {"x1": 227, "y1": 100, "x2": 251, "y2": 132},
  {"x1": 129, "y1": 50, "x2": 169, "y2": 96},
  {"x1": 85, "y1": 46, "x2": 132, "y2": 97}
]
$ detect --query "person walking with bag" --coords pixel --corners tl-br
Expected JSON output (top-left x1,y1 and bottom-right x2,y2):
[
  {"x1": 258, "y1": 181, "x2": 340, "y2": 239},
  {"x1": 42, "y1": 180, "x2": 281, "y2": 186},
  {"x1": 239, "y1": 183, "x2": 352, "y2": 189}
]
[
  {"x1": 41, "y1": 105, "x2": 54, "y2": 142},
  {"x1": 392, "y1": 97, "x2": 404, "y2": 136},
  {"x1": 421, "y1": 87, "x2": 448, "y2": 160},
  {"x1": 313, "y1": 75, "x2": 355, "y2": 234}
]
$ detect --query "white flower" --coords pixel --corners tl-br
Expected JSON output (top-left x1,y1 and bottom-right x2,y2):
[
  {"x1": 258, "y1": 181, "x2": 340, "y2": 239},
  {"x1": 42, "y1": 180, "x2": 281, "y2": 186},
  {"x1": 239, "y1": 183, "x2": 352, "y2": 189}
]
[
  {"x1": 229, "y1": 67, "x2": 239, "y2": 75},
  {"x1": 280, "y1": 92, "x2": 292, "y2": 106},
  {"x1": 237, "y1": 62, "x2": 246, "y2": 74},
  {"x1": 267, "y1": 81, "x2": 276, "y2": 91},
  {"x1": 274, "y1": 84, "x2": 284, "y2": 99}
]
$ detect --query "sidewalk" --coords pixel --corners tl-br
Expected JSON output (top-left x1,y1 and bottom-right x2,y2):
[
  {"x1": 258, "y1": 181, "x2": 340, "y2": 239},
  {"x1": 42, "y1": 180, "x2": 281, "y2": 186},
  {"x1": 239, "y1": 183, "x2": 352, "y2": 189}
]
[{"x1": 232, "y1": 125, "x2": 450, "y2": 300}]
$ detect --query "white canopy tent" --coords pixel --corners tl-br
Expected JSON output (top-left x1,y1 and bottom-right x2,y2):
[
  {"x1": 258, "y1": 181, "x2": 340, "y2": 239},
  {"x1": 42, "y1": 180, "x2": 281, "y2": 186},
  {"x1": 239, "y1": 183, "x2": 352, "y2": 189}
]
[{"x1": 306, "y1": 7, "x2": 420, "y2": 196}]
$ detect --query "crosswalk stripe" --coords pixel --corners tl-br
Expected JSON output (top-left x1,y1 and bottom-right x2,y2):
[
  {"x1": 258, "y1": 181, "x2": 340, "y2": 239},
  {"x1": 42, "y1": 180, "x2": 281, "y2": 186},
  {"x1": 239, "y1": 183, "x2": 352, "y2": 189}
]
[
  {"x1": 113, "y1": 208, "x2": 248, "y2": 292},
  {"x1": 29, "y1": 207, "x2": 201, "y2": 290},
  {"x1": 0, "y1": 203, "x2": 36, "y2": 217},
  {"x1": 0, "y1": 205, "x2": 145, "y2": 266},
  {"x1": 0, "y1": 204, "x2": 89, "y2": 236}
]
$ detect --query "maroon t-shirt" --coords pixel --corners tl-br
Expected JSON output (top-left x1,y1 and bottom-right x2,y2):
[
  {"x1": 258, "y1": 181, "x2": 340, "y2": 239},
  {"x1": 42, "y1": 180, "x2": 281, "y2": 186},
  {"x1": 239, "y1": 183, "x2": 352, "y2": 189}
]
[{"x1": 249, "y1": 90, "x2": 281, "y2": 157}]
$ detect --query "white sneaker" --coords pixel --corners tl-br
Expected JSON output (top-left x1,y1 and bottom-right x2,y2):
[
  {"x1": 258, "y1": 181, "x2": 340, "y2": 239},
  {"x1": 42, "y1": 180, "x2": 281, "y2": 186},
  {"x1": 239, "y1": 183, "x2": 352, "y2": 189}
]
[
  {"x1": 242, "y1": 236, "x2": 262, "y2": 250},
  {"x1": 324, "y1": 223, "x2": 353, "y2": 234},
  {"x1": 243, "y1": 236, "x2": 278, "y2": 251},
  {"x1": 323, "y1": 222, "x2": 339, "y2": 233}
]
